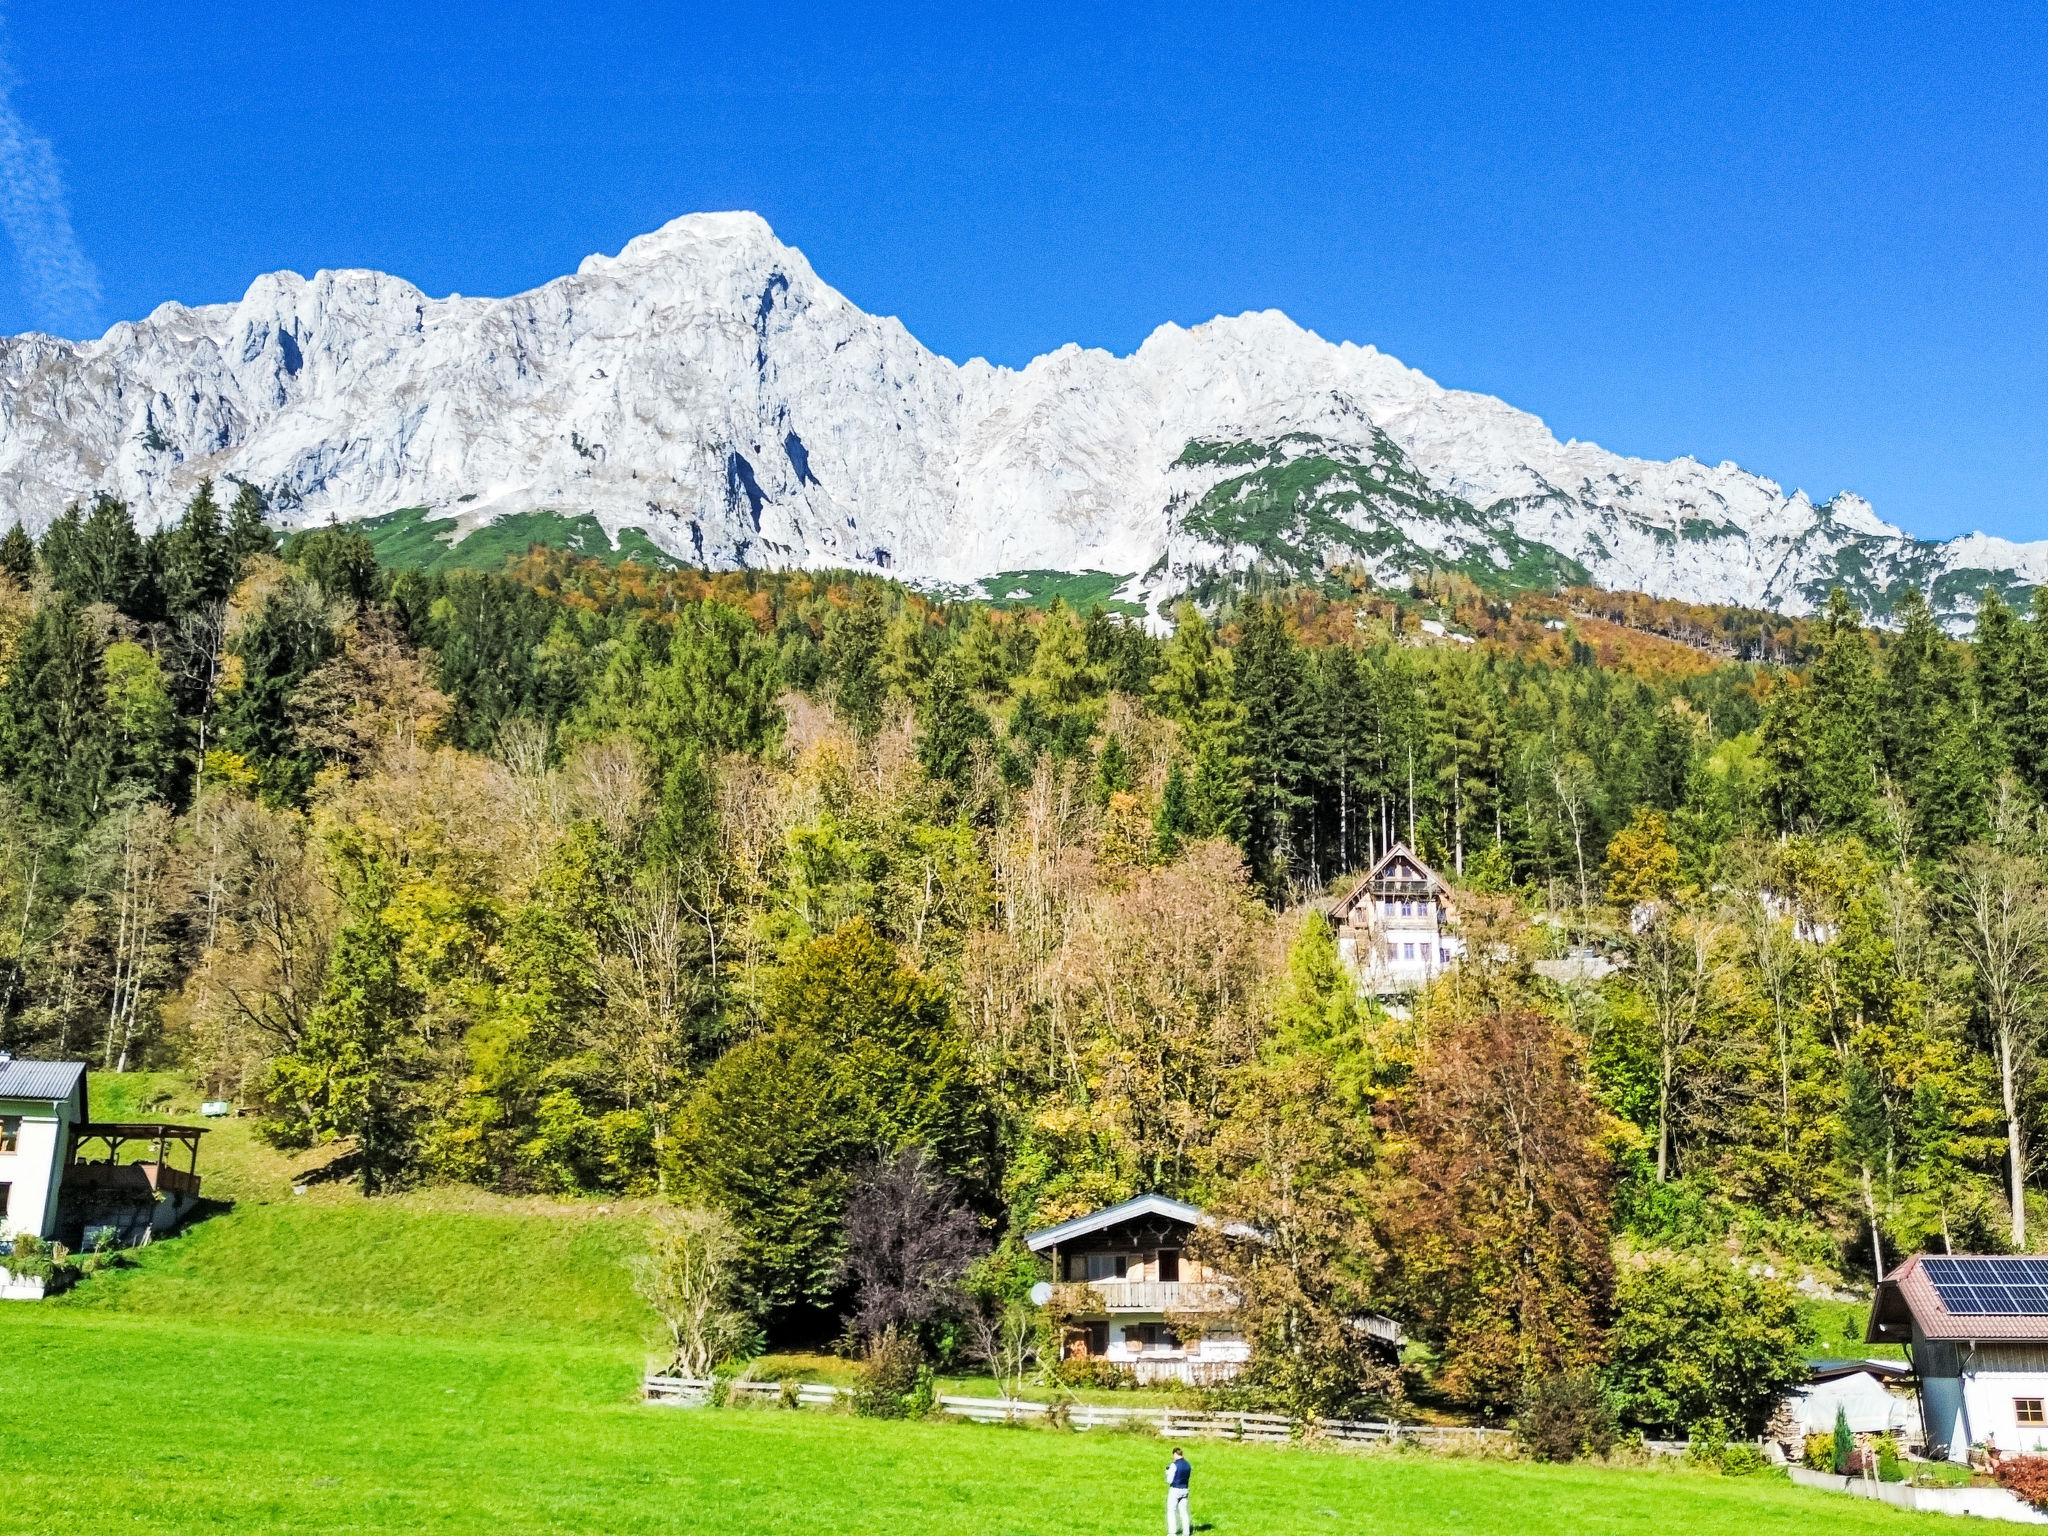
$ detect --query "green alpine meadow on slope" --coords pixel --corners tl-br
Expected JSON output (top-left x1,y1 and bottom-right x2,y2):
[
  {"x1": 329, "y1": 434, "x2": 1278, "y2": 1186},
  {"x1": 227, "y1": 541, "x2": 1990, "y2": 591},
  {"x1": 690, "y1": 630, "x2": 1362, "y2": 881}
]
[
  {"x1": 4, "y1": 1296, "x2": 1950, "y2": 1536},
  {"x1": 0, "y1": 1086, "x2": 1945, "y2": 1536},
  {"x1": 354, "y1": 504, "x2": 683, "y2": 573}
]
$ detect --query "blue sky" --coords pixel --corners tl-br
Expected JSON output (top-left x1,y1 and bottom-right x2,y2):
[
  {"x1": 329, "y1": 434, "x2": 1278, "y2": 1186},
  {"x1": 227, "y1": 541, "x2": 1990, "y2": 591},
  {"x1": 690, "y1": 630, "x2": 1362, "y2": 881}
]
[{"x1": 6, "y1": 1, "x2": 2046, "y2": 542}]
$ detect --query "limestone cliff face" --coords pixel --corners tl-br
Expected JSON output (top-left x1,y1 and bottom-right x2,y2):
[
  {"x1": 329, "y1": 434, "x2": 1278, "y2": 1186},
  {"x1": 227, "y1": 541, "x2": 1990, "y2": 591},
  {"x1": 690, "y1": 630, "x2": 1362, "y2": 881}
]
[{"x1": 0, "y1": 210, "x2": 2034, "y2": 627}]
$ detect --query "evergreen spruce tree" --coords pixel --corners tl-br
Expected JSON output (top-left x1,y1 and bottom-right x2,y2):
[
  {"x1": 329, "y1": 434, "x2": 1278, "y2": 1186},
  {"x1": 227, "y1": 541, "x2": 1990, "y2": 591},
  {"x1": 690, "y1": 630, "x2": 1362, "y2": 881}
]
[
  {"x1": 1882, "y1": 589, "x2": 1987, "y2": 858},
  {"x1": 0, "y1": 595, "x2": 112, "y2": 823},
  {"x1": 913, "y1": 654, "x2": 989, "y2": 795},
  {"x1": 1154, "y1": 756, "x2": 1192, "y2": 858},
  {"x1": 823, "y1": 587, "x2": 887, "y2": 737},
  {"x1": 225, "y1": 481, "x2": 276, "y2": 564},
  {"x1": 1973, "y1": 587, "x2": 2026, "y2": 775},
  {"x1": 1233, "y1": 598, "x2": 1315, "y2": 888},
  {"x1": 0, "y1": 522, "x2": 32, "y2": 582},
  {"x1": 2008, "y1": 588, "x2": 2048, "y2": 805},
  {"x1": 1763, "y1": 590, "x2": 1881, "y2": 836},
  {"x1": 1092, "y1": 732, "x2": 1133, "y2": 806},
  {"x1": 217, "y1": 585, "x2": 337, "y2": 805},
  {"x1": 48, "y1": 494, "x2": 157, "y2": 618},
  {"x1": 160, "y1": 480, "x2": 235, "y2": 619}
]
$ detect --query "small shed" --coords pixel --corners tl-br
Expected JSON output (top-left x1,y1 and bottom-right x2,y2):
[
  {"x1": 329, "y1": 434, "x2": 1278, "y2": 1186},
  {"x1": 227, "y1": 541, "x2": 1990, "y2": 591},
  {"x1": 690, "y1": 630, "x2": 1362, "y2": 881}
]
[{"x1": 1787, "y1": 1358, "x2": 1920, "y2": 1437}]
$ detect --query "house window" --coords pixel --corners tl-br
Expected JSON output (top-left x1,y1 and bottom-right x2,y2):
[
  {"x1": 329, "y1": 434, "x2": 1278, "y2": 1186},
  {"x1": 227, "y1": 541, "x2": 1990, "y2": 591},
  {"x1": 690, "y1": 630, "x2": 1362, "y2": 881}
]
[
  {"x1": 0, "y1": 1183, "x2": 8, "y2": 1219},
  {"x1": 1126, "y1": 1323, "x2": 1181, "y2": 1352},
  {"x1": 1440, "y1": 947, "x2": 1449, "y2": 965},
  {"x1": 1386, "y1": 942, "x2": 1399, "y2": 963},
  {"x1": 0, "y1": 1116, "x2": 16, "y2": 1153},
  {"x1": 2020, "y1": 1399, "x2": 2046, "y2": 1425},
  {"x1": 1400, "y1": 901, "x2": 1413, "y2": 917},
  {"x1": 1158, "y1": 1250, "x2": 1181, "y2": 1282},
  {"x1": 1085, "y1": 1253, "x2": 1128, "y2": 1282},
  {"x1": 1403, "y1": 943, "x2": 1415, "y2": 960}
]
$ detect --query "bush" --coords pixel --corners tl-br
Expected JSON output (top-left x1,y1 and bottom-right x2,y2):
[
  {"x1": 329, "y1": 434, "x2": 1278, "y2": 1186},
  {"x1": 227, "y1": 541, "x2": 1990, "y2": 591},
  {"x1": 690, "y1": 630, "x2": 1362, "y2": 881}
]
[
  {"x1": 1719, "y1": 1443, "x2": 1767, "y2": 1476},
  {"x1": 1517, "y1": 1371, "x2": 1620, "y2": 1462},
  {"x1": 851, "y1": 1328, "x2": 923, "y2": 1418},
  {"x1": 1877, "y1": 1434, "x2": 1904, "y2": 1483},
  {"x1": 1996, "y1": 1456, "x2": 2048, "y2": 1512},
  {"x1": 1803, "y1": 1432, "x2": 1836, "y2": 1471},
  {"x1": 1044, "y1": 1356, "x2": 1136, "y2": 1391},
  {"x1": 1607, "y1": 1255, "x2": 1814, "y2": 1436},
  {"x1": 1686, "y1": 1418, "x2": 1730, "y2": 1470},
  {"x1": 1834, "y1": 1404, "x2": 1854, "y2": 1475}
]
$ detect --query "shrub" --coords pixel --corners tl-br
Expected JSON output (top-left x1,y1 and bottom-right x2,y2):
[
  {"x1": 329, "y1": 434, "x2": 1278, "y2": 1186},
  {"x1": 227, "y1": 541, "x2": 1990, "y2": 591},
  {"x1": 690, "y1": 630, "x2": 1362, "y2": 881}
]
[
  {"x1": 1516, "y1": 1370, "x2": 1620, "y2": 1462},
  {"x1": 905, "y1": 1364, "x2": 937, "y2": 1420},
  {"x1": 1877, "y1": 1434, "x2": 1904, "y2": 1483},
  {"x1": 1834, "y1": 1404, "x2": 1854, "y2": 1475},
  {"x1": 1803, "y1": 1432, "x2": 1836, "y2": 1471},
  {"x1": 1686, "y1": 1418, "x2": 1730, "y2": 1470},
  {"x1": 851, "y1": 1328, "x2": 923, "y2": 1418},
  {"x1": 1607, "y1": 1255, "x2": 1814, "y2": 1436},
  {"x1": 1996, "y1": 1456, "x2": 2048, "y2": 1512},
  {"x1": 1045, "y1": 1356, "x2": 1136, "y2": 1391},
  {"x1": 1719, "y1": 1443, "x2": 1767, "y2": 1476}
]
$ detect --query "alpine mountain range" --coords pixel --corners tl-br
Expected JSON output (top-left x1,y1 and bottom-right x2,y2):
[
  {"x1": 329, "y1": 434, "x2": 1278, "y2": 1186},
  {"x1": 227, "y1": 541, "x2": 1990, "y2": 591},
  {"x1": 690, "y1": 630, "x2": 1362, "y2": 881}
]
[{"x1": 1, "y1": 210, "x2": 2040, "y2": 628}]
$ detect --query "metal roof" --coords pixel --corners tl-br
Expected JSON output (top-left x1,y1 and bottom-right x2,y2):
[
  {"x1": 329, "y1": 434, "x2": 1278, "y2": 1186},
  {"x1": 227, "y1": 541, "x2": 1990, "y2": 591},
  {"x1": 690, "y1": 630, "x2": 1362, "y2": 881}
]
[
  {"x1": 0, "y1": 1058, "x2": 88, "y2": 1112},
  {"x1": 1871, "y1": 1253, "x2": 2048, "y2": 1343},
  {"x1": 1023, "y1": 1195, "x2": 1209, "y2": 1252}
]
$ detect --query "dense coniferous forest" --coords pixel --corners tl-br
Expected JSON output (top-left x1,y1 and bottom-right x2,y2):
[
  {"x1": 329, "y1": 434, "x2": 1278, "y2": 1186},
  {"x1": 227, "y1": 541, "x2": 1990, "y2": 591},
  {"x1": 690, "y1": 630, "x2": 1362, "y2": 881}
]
[{"x1": 8, "y1": 484, "x2": 2048, "y2": 1432}]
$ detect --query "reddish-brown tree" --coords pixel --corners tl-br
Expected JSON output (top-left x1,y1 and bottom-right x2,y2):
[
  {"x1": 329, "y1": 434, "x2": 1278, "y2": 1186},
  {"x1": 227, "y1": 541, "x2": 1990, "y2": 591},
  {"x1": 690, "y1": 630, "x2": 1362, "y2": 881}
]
[{"x1": 1378, "y1": 1008, "x2": 1614, "y2": 1411}]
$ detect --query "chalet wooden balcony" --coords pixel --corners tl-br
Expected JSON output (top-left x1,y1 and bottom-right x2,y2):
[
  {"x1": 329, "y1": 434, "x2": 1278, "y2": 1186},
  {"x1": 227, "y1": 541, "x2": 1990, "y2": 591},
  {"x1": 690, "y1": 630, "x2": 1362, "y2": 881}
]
[{"x1": 1085, "y1": 1280, "x2": 1235, "y2": 1313}]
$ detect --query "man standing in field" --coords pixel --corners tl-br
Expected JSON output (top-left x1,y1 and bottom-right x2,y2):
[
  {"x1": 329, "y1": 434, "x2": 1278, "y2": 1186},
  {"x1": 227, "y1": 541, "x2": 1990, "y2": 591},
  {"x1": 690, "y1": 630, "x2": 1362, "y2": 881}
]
[{"x1": 1165, "y1": 1446, "x2": 1192, "y2": 1536}]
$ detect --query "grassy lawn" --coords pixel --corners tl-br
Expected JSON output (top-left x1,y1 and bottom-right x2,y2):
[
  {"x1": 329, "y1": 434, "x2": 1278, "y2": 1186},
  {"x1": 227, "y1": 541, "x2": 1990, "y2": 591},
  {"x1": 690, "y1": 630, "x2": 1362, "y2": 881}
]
[
  {"x1": 4, "y1": 1308, "x2": 1951, "y2": 1536},
  {"x1": 3, "y1": 1073, "x2": 1951, "y2": 1533}
]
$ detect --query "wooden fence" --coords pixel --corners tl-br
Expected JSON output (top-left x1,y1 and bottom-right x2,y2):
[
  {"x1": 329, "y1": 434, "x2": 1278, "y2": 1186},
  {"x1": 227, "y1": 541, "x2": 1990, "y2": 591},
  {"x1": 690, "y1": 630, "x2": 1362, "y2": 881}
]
[{"x1": 642, "y1": 1375, "x2": 1517, "y2": 1450}]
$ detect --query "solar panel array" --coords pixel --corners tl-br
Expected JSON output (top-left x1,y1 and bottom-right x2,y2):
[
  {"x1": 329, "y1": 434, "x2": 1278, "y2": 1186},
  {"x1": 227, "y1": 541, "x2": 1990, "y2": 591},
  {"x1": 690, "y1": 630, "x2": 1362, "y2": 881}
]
[{"x1": 1924, "y1": 1257, "x2": 2048, "y2": 1315}]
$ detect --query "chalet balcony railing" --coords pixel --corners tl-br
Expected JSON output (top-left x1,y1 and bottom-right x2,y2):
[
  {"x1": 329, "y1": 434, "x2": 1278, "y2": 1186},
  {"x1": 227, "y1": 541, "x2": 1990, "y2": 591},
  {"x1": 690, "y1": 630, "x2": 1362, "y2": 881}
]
[{"x1": 1084, "y1": 1280, "x2": 1235, "y2": 1313}]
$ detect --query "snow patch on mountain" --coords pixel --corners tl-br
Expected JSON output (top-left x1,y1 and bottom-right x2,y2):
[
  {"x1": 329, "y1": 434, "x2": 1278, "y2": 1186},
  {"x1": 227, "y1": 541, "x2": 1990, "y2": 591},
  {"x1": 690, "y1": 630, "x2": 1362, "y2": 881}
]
[{"x1": 0, "y1": 210, "x2": 2037, "y2": 627}]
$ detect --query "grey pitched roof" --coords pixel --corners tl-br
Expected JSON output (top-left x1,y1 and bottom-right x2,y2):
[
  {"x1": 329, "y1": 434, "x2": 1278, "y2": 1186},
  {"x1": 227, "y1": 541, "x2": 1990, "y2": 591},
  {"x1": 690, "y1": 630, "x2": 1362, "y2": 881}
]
[
  {"x1": 1023, "y1": 1194, "x2": 1210, "y2": 1251},
  {"x1": 0, "y1": 1058, "x2": 88, "y2": 1111}
]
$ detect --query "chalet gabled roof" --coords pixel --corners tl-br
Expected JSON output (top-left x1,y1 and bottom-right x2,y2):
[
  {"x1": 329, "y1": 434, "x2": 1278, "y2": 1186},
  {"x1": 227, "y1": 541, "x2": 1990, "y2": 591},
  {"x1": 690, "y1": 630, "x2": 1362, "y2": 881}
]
[
  {"x1": 1022, "y1": 1194, "x2": 1207, "y2": 1252},
  {"x1": 1329, "y1": 843, "x2": 1450, "y2": 924}
]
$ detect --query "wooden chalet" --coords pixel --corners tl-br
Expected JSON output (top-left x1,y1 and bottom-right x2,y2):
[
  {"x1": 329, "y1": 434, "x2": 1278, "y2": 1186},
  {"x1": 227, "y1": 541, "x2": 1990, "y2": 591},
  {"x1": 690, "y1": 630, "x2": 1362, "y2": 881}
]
[
  {"x1": 1327, "y1": 843, "x2": 1460, "y2": 993},
  {"x1": 1025, "y1": 1195, "x2": 1249, "y2": 1385}
]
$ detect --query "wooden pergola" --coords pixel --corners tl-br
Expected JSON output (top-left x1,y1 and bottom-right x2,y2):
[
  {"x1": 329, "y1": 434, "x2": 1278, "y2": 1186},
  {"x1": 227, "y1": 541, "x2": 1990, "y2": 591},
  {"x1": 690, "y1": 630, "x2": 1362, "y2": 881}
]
[{"x1": 66, "y1": 1122, "x2": 208, "y2": 1199}]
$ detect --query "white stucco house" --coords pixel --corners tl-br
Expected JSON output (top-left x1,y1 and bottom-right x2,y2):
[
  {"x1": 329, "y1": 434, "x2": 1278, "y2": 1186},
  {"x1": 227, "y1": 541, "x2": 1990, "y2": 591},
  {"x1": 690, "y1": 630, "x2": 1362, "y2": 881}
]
[
  {"x1": 0, "y1": 1057, "x2": 89, "y2": 1242},
  {"x1": 1870, "y1": 1255, "x2": 2048, "y2": 1461}
]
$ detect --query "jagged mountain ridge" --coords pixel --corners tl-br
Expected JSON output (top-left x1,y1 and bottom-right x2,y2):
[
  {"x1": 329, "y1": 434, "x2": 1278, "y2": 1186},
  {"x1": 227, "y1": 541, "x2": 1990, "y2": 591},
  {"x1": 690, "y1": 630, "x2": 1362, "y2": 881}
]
[{"x1": 1, "y1": 210, "x2": 2039, "y2": 625}]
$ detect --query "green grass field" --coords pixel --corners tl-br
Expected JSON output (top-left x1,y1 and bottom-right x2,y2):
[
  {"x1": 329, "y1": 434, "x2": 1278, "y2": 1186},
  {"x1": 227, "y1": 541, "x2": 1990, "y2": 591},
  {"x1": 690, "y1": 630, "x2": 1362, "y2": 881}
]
[{"x1": 1, "y1": 1076, "x2": 1948, "y2": 1533}]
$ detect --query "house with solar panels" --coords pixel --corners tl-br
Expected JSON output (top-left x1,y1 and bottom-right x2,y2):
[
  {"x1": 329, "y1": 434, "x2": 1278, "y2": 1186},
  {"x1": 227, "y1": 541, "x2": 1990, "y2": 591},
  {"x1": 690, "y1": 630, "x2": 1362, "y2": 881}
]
[{"x1": 1871, "y1": 1254, "x2": 2048, "y2": 1461}]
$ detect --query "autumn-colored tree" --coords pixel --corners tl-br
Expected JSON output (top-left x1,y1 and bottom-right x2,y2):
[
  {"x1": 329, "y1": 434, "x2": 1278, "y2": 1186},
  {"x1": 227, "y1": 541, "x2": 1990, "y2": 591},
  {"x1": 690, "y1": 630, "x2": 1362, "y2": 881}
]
[
  {"x1": 1378, "y1": 1009, "x2": 1615, "y2": 1411},
  {"x1": 1603, "y1": 808, "x2": 1681, "y2": 912}
]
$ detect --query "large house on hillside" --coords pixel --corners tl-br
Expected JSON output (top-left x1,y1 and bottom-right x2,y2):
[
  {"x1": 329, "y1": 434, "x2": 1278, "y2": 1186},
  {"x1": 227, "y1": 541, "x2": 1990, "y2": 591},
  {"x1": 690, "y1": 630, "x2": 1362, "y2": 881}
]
[
  {"x1": 1327, "y1": 844, "x2": 1461, "y2": 993},
  {"x1": 1025, "y1": 1194, "x2": 1401, "y2": 1385}
]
